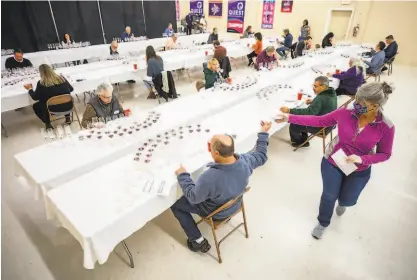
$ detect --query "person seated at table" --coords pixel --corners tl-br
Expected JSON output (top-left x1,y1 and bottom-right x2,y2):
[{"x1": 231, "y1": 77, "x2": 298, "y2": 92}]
[
  {"x1": 362, "y1": 41, "x2": 386, "y2": 75},
  {"x1": 23, "y1": 64, "x2": 73, "y2": 129},
  {"x1": 315, "y1": 44, "x2": 321, "y2": 49},
  {"x1": 5, "y1": 49, "x2": 33, "y2": 70},
  {"x1": 213, "y1": 41, "x2": 231, "y2": 78},
  {"x1": 164, "y1": 23, "x2": 175, "y2": 37},
  {"x1": 171, "y1": 121, "x2": 271, "y2": 253},
  {"x1": 109, "y1": 40, "x2": 119, "y2": 55},
  {"x1": 381, "y1": 35, "x2": 398, "y2": 72},
  {"x1": 294, "y1": 36, "x2": 312, "y2": 58},
  {"x1": 143, "y1": 46, "x2": 169, "y2": 101},
  {"x1": 207, "y1": 28, "x2": 219, "y2": 44},
  {"x1": 322, "y1": 32, "x2": 334, "y2": 48},
  {"x1": 81, "y1": 82, "x2": 123, "y2": 128},
  {"x1": 121, "y1": 26, "x2": 134, "y2": 41},
  {"x1": 254, "y1": 46, "x2": 278, "y2": 70},
  {"x1": 62, "y1": 33, "x2": 74, "y2": 45},
  {"x1": 203, "y1": 58, "x2": 221, "y2": 90},
  {"x1": 242, "y1": 25, "x2": 254, "y2": 38},
  {"x1": 280, "y1": 76, "x2": 337, "y2": 147},
  {"x1": 165, "y1": 34, "x2": 178, "y2": 50},
  {"x1": 247, "y1": 32, "x2": 263, "y2": 67},
  {"x1": 328, "y1": 57, "x2": 364, "y2": 96},
  {"x1": 276, "y1": 28, "x2": 293, "y2": 58}
]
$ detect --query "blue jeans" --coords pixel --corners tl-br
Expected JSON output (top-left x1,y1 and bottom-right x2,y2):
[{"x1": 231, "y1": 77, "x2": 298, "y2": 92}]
[
  {"x1": 276, "y1": 46, "x2": 289, "y2": 57},
  {"x1": 319, "y1": 158, "x2": 371, "y2": 227},
  {"x1": 171, "y1": 196, "x2": 209, "y2": 241}
]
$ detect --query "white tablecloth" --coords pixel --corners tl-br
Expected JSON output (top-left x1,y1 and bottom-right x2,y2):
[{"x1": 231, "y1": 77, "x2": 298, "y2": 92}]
[{"x1": 20, "y1": 45, "x2": 362, "y2": 269}]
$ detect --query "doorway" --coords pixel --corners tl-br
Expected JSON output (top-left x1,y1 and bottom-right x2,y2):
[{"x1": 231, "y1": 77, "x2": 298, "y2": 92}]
[{"x1": 326, "y1": 9, "x2": 354, "y2": 40}]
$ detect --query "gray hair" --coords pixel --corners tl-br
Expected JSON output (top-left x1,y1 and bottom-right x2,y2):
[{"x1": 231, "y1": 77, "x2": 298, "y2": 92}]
[
  {"x1": 349, "y1": 56, "x2": 362, "y2": 76},
  {"x1": 315, "y1": 76, "x2": 329, "y2": 87},
  {"x1": 265, "y1": 46, "x2": 275, "y2": 53},
  {"x1": 356, "y1": 82, "x2": 393, "y2": 107},
  {"x1": 96, "y1": 82, "x2": 113, "y2": 96}
]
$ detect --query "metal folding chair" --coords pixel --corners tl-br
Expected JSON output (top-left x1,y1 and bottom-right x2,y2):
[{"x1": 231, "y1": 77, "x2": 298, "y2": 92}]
[{"x1": 47, "y1": 94, "x2": 82, "y2": 128}]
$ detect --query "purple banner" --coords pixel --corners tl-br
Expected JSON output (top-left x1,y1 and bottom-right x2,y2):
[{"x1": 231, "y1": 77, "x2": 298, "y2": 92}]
[
  {"x1": 190, "y1": 0, "x2": 204, "y2": 16},
  {"x1": 261, "y1": 0, "x2": 275, "y2": 29},
  {"x1": 227, "y1": 0, "x2": 246, "y2": 34},
  {"x1": 209, "y1": 0, "x2": 223, "y2": 17}
]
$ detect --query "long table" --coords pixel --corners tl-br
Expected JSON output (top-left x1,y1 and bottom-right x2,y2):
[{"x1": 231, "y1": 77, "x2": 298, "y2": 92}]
[{"x1": 14, "y1": 45, "x2": 361, "y2": 268}]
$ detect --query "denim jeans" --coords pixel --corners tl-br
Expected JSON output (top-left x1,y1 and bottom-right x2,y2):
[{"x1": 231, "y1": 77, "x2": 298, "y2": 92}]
[
  {"x1": 171, "y1": 196, "x2": 209, "y2": 241},
  {"x1": 319, "y1": 158, "x2": 371, "y2": 227},
  {"x1": 276, "y1": 46, "x2": 289, "y2": 57}
]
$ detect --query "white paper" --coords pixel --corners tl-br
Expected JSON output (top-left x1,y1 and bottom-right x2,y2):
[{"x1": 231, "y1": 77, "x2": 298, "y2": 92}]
[
  {"x1": 140, "y1": 176, "x2": 175, "y2": 197},
  {"x1": 331, "y1": 149, "x2": 358, "y2": 176}
]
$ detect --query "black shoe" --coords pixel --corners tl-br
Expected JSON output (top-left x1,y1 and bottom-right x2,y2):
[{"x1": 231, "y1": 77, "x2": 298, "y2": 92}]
[
  {"x1": 381, "y1": 66, "x2": 388, "y2": 72},
  {"x1": 65, "y1": 117, "x2": 72, "y2": 125},
  {"x1": 127, "y1": 80, "x2": 136, "y2": 83},
  {"x1": 186, "y1": 238, "x2": 211, "y2": 253},
  {"x1": 292, "y1": 142, "x2": 310, "y2": 148}
]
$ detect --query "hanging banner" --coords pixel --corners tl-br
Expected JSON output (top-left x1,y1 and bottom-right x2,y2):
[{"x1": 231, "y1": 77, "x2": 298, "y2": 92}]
[
  {"x1": 176, "y1": 0, "x2": 180, "y2": 20},
  {"x1": 209, "y1": 0, "x2": 223, "y2": 17},
  {"x1": 190, "y1": 0, "x2": 204, "y2": 16},
  {"x1": 261, "y1": 0, "x2": 275, "y2": 29},
  {"x1": 227, "y1": 0, "x2": 246, "y2": 33},
  {"x1": 281, "y1": 0, "x2": 294, "y2": 13}
]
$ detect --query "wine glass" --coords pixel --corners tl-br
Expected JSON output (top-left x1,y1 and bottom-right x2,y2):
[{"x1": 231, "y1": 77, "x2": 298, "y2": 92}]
[
  {"x1": 47, "y1": 128, "x2": 56, "y2": 141},
  {"x1": 63, "y1": 124, "x2": 72, "y2": 137},
  {"x1": 56, "y1": 125, "x2": 64, "y2": 140}
]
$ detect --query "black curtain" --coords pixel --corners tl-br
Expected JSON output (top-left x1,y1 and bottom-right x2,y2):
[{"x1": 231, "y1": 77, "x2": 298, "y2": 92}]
[
  {"x1": 143, "y1": 0, "x2": 177, "y2": 39},
  {"x1": 99, "y1": 1, "x2": 146, "y2": 42},
  {"x1": 50, "y1": 1, "x2": 103, "y2": 45},
  {"x1": 1, "y1": 1, "x2": 57, "y2": 52}
]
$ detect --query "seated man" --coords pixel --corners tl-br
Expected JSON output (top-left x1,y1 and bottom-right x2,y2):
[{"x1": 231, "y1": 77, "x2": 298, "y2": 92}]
[
  {"x1": 109, "y1": 40, "x2": 119, "y2": 55},
  {"x1": 5, "y1": 49, "x2": 33, "y2": 70},
  {"x1": 294, "y1": 36, "x2": 312, "y2": 58},
  {"x1": 276, "y1": 29, "x2": 293, "y2": 58},
  {"x1": 207, "y1": 27, "x2": 219, "y2": 44},
  {"x1": 164, "y1": 23, "x2": 175, "y2": 37},
  {"x1": 165, "y1": 34, "x2": 178, "y2": 50},
  {"x1": 280, "y1": 76, "x2": 337, "y2": 147},
  {"x1": 255, "y1": 46, "x2": 278, "y2": 70},
  {"x1": 81, "y1": 82, "x2": 123, "y2": 128},
  {"x1": 362, "y1": 41, "x2": 385, "y2": 75},
  {"x1": 383, "y1": 35, "x2": 398, "y2": 63},
  {"x1": 171, "y1": 121, "x2": 271, "y2": 252},
  {"x1": 121, "y1": 26, "x2": 134, "y2": 42}
]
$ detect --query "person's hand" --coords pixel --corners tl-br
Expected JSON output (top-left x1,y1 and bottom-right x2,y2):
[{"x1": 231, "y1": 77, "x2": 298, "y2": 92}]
[
  {"x1": 274, "y1": 114, "x2": 288, "y2": 124},
  {"x1": 346, "y1": 154, "x2": 362, "y2": 164},
  {"x1": 260, "y1": 121, "x2": 272, "y2": 133},
  {"x1": 327, "y1": 73, "x2": 333, "y2": 77},
  {"x1": 24, "y1": 84, "x2": 32, "y2": 90},
  {"x1": 175, "y1": 165, "x2": 187, "y2": 176},
  {"x1": 305, "y1": 98, "x2": 312, "y2": 105},
  {"x1": 280, "y1": 106, "x2": 290, "y2": 114}
]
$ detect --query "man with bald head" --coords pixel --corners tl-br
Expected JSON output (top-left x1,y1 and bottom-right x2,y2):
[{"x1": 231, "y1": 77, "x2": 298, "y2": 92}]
[{"x1": 171, "y1": 121, "x2": 272, "y2": 253}]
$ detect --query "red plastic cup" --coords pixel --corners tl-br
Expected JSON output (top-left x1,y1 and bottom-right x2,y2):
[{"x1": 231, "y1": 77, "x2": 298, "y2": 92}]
[
  {"x1": 133, "y1": 63, "x2": 138, "y2": 70},
  {"x1": 205, "y1": 50, "x2": 208, "y2": 56},
  {"x1": 124, "y1": 109, "x2": 132, "y2": 116},
  {"x1": 335, "y1": 69, "x2": 340, "y2": 74},
  {"x1": 297, "y1": 92, "x2": 303, "y2": 100},
  {"x1": 207, "y1": 142, "x2": 211, "y2": 152}
]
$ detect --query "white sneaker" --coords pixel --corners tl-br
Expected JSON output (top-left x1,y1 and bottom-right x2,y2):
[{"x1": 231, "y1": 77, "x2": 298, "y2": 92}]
[{"x1": 311, "y1": 224, "x2": 327, "y2": 239}]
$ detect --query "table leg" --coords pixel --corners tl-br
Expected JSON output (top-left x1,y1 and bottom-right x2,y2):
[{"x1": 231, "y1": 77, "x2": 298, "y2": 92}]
[
  {"x1": 122, "y1": 240, "x2": 134, "y2": 268},
  {"x1": 2, "y1": 122, "x2": 8, "y2": 138}
]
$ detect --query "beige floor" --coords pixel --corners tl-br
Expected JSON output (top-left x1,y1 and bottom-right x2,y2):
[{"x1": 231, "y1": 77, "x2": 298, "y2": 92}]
[{"x1": 2, "y1": 62, "x2": 417, "y2": 280}]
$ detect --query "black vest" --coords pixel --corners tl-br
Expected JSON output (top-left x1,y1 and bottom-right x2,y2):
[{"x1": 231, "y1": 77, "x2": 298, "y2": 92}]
[{"x1": 88, "y1": 96, "x2": 122, "y2": 119}]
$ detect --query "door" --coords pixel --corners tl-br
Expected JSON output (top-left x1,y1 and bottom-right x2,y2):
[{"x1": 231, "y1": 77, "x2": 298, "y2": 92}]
[{"x1": 328, "y1": 10, "x2": 352, "y2": 40}]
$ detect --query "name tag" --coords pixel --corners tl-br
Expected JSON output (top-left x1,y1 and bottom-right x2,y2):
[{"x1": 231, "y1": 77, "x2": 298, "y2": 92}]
[{"x1": 114, "y1": 110, "x2": 120, "y2": 114}]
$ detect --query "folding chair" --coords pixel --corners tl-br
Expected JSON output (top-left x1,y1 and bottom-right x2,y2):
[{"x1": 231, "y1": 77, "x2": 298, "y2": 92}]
[
  {"x1": 386, "y1": 52, "x2": 399, "y2": 76},
  {"x1": 365, "y1": 65, "x2": 383, "y2": 82},
  {"x1": 293, "y1": 127, "x2": 334, "y2": 154},
  {"x1": 196, "y1": 187, "x2": 251, "y2": 264},
  {"x1": 47, "y1": 94, "x2": 82, "y2": 129}
]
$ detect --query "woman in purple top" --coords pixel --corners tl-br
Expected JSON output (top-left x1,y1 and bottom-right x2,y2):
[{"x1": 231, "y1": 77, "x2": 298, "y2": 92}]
[
  {"x1": 329, "y1": 57, "x2": 364, "y2": 96},
  {"x1": 276, "y1": 82, "x2": 395, "y2": 239},
  {"x1": 255, "y1": 46, "x2": 278, "y2": 70}
]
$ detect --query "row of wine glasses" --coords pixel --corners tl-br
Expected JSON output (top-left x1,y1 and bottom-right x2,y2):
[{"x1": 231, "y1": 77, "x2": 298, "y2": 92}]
[
  {"x1": 41, "y1": 124, "x2": 72, "y2": 141},
  {"x1": 112, "y1": 36, "x2": 147, "y2": 43},
  {"x1": 1, "y1": 49, "x2": 14, "y2": 56},
  {"x1": 1, "y1": 67, "x2": 38, "y2": 78},
  {"x1": 47, "y1": 41, "x2": 91, "y2": 50}
]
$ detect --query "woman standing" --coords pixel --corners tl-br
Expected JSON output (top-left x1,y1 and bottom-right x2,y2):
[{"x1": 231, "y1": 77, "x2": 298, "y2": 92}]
[
  {"x1": 299, "y1": 19, "x2": 311, "y2": 41},
  {"x1": 328, "y1": 57, "x2": 364, "y2": 96},
  {"x1": 23, "y1": 64, "x2": 74, "y2": 129},
  {"x1": 276, "y1": 82, "x2": 395, "y2": 239},
  {"x1": 143, "y1": 46, "x2": 168, "y2": 101},
  {"x1": 247, "y1": 32, "x2": 263, "y2": 67}
]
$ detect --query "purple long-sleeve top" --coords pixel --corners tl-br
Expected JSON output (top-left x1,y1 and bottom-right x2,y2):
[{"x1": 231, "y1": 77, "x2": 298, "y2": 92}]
[
  {"x1": 289, "y1": 108, "x2": 395, "y2": 171},
  {"x1": 332, "y1": 66, "x2": 364, "y2": 94}
]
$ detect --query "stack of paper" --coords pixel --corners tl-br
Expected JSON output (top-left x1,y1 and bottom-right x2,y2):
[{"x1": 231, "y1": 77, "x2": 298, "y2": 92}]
[{"x1": 331, "y1": 149, "x2": 358, "y2": 176}]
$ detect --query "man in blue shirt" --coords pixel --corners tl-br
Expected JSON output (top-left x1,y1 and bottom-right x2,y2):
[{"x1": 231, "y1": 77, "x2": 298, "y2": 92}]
[
  {"x1": 171, "y1": 121, "x2": 272, "y2": 253},
  {"x1": 276, "y1": 29, "x2": 293, "y2": 59},
  {"x1": 362, "y1": 41, "x2": 386, "y2": 74},
  {"x1": 164, "y1": 23, "x2": 174, "y2": 37},
  {"x1": 121, "y1": 26, "x2": 134, "y2": 41}
]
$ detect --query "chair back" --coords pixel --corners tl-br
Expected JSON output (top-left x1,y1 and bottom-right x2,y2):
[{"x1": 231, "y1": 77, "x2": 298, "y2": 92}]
[
  {"x1": 387, "y1": 52, "x2": 399, "y2": 64},
  {"x1": 204, "y1": 187, "x2": 251, "y2": 219},
  {"x1": 47, "y1": 94, "x2": 74, "y2": 114}
]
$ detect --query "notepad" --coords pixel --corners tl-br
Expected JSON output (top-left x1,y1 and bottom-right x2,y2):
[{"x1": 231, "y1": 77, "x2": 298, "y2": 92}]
[{"x1": 331, "y1": 149, "x2": 358, "y2": 176}]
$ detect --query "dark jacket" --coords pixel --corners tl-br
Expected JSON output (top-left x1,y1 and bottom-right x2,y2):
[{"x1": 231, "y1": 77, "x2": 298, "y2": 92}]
[
  {"x1": 220, "y1": 56, "x2": 232, "y2": 79},
  {"x1": 255, "y1": 50, "x2": 277, "y2": 70},
  {"x1": 109, "y1": 46, "x2": 119, "y2": 55},
  {"x1": 384, "y1": 41, "x2": 398, "y2": 61},
  {"x1": 177, "y1": 132, "x2": 269, "y2": 218},
  {"x1": 204, "y1": 68, "x2": 220, "y2": 89},
  {"x1": 294, "y1": 40, "x2": 306, "y2": 57},
  {"x1": 207, "y1": 33, "x2": 218, "y2": 44},
  {"x1": 185, "y1": 14, "x2": 193, "y2": 26},
  {"x1": 290, "y1": 87, "x2": 337, "y2": 116},
  {"x1": 152, "y1": 71, "x2": 177, "y2": 100},
  {"x1": 29, "y1": 79, "x2": 73, "y2": 109},
  {"x1": 332, "y1": 66, "x2": 364, "y2": 94},
  {"x1": 5, "y1": 57, "x2": 33, "y2": 70},
  {"x1": 283, "y1": 33, "x2": 293, "y2": 48},
  {"x1": 322, "y1": 33, "x2": 333, "y2": 48}
]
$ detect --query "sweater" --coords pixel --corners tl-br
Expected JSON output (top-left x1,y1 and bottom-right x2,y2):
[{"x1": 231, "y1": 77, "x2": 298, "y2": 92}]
[
  {"x1": 177, "y1": 132, "x2": 269, "y2": 218},
  {"x1": 28, "y1": 79, "x2": 73, "y2": 106},
  {"x1": 364, "y1": 51, "x2": 385, "y2": 73},
  {"x1": 121, "y1": 32, "x2": 133, "y2": 41},
  {"x1": 5, "y1": 57, "x2": 33, "y2": 70},
  {"x1": 147, "y1": 57, "x2": 164, "y2": 78},
  {"x1": 332, "y1": 67, "x2": 364, "y2": 94},
  {"x1": 164, "y1": 28, "x2": 174, "y2": 37},
  {"x1": 213, "y1": 46, "x2": 227, "y2": 62},
  {"x1": 290, "y1": 87, "x2": 337, "y2": 116},
  {"x1": 289, "y1": 108, "x2": 394, "y2": 171},
  {"x1": 204, "y1": 68, "x2": 220, "y2": 89},
  {"x1": 283, "y1": 33, "x2": 293, "y2": 48},
  {"x1": 253, "y1": 40, "x2": 263, "y2": 54},
  {"x1": 384, "y1": 41, "x2": 398, "y2": 61},
  {"x1": 254, "y1": 50, "x2": 277, "y2": 70},
  {"x1": 295, "y1": 40, "x2": 306, "y2": 57},
  {"x1": 207, "y1": 33, "x2": 218, "y2": 44}
]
